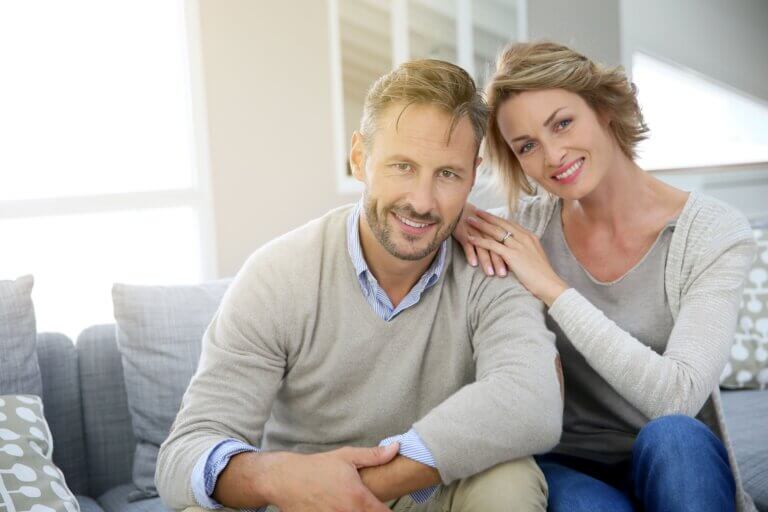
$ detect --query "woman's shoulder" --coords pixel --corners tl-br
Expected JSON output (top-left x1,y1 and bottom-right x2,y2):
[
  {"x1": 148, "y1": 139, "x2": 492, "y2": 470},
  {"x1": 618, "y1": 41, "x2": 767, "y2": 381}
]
[
  {"x1": 670, "y1": 192, "x2": 756, "y2": 285},
  {"x1": 678, "y1": 192, "x2": 754, "y2": 250}
]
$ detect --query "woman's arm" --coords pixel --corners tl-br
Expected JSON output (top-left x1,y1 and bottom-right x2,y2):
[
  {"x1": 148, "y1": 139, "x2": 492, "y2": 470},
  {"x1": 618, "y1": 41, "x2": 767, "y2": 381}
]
[{"x1": 547, "y1": 236, "x2": 756, "y2": 419}]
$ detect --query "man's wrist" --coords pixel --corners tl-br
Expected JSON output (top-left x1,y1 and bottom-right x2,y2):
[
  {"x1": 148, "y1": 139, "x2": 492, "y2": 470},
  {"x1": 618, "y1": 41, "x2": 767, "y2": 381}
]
[{"x1": 212, "y1": 450, "x2": 286, "y2": 508}]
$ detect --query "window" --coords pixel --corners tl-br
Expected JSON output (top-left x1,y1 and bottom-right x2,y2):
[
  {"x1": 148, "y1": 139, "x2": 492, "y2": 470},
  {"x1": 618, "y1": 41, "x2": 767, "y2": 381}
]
[
  {"x1": 633, "y1": 51, "x2": 768, "y2": 171},
  {"x1": 0, "y1": 0, "x2": 215, "y2": 339},
  {"x1": 330, "y1": 0, "x2": 524, "y2": 192}
]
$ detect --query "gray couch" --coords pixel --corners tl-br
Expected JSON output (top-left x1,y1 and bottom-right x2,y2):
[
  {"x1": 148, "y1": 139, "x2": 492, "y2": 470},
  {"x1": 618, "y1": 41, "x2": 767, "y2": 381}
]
[
  {"x1": 37, "y1": 324, "x2": 768, "y2": 512},
  {"x1": 37, "y1": 325, "x2": 168, "y2": 512}
]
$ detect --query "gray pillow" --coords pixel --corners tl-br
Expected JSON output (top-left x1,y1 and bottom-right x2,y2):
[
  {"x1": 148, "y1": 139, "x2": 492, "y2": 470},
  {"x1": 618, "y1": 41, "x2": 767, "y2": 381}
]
[
  {"x1": 112, "y1": 280, "x2": 229, "y2": 501},
  {"x1": 720, "y1": 226, "x2": 768, "y2": 389},
  {"x1": 1, "y1": 275, "x2": 42, "y2": 397},
  {"x1": 0, "y1": 394, "x2": 79, "y2": 512}
]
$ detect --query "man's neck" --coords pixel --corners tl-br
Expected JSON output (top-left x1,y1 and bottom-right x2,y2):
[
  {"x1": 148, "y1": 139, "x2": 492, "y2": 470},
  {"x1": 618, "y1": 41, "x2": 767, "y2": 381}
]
[{"x1": 358, "y1": 213, "x2": 438, "y2": 308}]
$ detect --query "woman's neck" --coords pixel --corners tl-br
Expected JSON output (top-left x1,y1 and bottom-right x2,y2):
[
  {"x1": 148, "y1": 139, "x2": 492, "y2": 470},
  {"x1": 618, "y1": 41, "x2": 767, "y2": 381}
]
[{"x1": 563, "y1": 156, "x2": 659, "y2": 232}]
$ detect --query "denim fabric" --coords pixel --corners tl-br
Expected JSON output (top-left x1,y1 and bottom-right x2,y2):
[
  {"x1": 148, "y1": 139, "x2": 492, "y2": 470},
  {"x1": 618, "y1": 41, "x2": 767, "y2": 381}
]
[{"x1": 538, "y1": 415, "x2": 736, "y2": 512}]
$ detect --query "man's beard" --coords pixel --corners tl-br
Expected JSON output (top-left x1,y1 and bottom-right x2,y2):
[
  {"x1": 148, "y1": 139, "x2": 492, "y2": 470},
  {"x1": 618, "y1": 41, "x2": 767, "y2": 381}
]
[{"x1": 362, "y1": 193, "x2": 461, "y2": 261}]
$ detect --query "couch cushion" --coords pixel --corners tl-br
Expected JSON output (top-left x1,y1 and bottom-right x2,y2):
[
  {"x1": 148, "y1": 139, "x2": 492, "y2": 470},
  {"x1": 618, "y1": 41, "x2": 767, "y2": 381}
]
[
  {"x1": 0, "y1": 275, "x2": 42, "y2": 396},
  {"x1": 721, "y1": 389, "x2": 768, "y2": 511},
  {"x1": 0, "y1": 394, "x2": 79, "y2": 512},
  {"x1": 112, "y1": 280, "x2": 229, "y2": 500},
  {"x1": 77, "y1": 495, "x2": 105, "y2": 512},
  {"x1": 77, "y1": 324, "x2": 136, "y2": 498},
  {"x1": 721, "y1": 224, "x2": 768, "y2": 389},
  {"x1": 97, "y1": 481, "x2": 171, "y2": 512},
  {"x1": 37, "y1": 332, "x2": 89, "y2": 496}
]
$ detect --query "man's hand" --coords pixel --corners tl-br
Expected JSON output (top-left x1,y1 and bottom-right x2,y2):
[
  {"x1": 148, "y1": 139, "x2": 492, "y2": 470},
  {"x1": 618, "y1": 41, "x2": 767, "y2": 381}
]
[
  {"x1": 360, "y1": 455, "x2": 441, "y2": 502},
  {"x1": 213, "y1": 443, "x2": 399, "y2": 511}
]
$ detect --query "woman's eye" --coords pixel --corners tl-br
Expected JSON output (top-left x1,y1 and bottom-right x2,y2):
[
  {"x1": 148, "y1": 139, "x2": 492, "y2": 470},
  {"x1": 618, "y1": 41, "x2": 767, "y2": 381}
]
[
  {"x1": 556, "y1": 119, "x2": 572, "y2": 130},
  {"x1": 519, "y1": 142, "x2": 535, "y2": 154}
]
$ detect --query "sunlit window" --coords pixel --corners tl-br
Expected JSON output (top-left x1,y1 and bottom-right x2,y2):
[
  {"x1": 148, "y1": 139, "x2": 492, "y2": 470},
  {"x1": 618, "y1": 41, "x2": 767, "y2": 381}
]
[
  {"x1": 0, "y1": 0, "x2": 212, "y2": 339},
  {"x1": 633, "y1": 52, "x2": 768, "y2": 170}
]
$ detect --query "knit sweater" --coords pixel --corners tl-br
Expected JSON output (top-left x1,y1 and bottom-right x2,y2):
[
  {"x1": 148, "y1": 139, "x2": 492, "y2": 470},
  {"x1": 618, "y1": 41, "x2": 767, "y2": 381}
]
[
  {"x1": 494, "y1": 191, "x2": 757, "y2": 512},
  {"x1": 155, "y1": 204, "x2": 563, "y2": 510}
]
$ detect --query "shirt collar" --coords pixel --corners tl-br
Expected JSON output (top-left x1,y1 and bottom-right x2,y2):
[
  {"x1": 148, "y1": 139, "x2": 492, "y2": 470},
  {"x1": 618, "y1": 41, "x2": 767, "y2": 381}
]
[{"x1": 346, "y1": 201, "x2": 447, "y2": 287}]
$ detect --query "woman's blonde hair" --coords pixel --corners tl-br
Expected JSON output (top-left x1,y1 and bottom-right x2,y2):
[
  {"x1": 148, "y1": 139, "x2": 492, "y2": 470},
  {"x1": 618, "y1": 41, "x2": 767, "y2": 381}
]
[{"x1": 484, "y1": 41, "x2": 649, "y2": 208}]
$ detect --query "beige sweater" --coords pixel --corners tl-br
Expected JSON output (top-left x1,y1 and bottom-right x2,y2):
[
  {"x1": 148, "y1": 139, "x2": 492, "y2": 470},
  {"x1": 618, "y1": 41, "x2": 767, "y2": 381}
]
[
  {"x1": 494, "y1": 191, "x2": 757, "y2": 512},
  {"x1": 155, "y1": 204, "x2": 563, "y2": 510}
]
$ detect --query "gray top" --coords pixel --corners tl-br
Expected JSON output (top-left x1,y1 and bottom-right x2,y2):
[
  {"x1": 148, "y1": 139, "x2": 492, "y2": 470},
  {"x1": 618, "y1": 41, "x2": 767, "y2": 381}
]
[
  {"x1": 155, "y1": 204, "x2": 562, "y2": 510},
  {"x1": 541, "y1": 200, "x2": 677, "y2": 462},
  {"x1": 492, "y1": 192, "x2": 757, "y2": 511}
]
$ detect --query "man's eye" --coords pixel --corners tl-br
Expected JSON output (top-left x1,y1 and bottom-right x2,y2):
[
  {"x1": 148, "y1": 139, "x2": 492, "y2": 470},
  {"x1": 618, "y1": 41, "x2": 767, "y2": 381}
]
[
  {"x1": 394, "y1": 163, "x2": 412, "y2": 171},
  {"x1": 440, "y1": 169, "x2": 458, "y2": 179},
  {"x1": 519, "y1": 142, "x2": 535, "y2": 154}
]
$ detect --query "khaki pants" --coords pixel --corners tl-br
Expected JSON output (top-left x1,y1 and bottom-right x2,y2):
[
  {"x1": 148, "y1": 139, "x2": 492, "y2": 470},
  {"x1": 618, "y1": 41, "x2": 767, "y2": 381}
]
[{"x1": 184, "y1": 456, "x2": 547, "y2": 512}]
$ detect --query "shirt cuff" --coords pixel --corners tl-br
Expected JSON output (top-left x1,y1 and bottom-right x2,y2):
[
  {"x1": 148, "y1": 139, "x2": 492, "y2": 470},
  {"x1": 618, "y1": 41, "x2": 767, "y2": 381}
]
[
  {"x1": 191, "y1": 438, "x2": 265, "y2": 511},
  {"x1": 379, "y1": 429, "x2": 438, "y2": 503}
]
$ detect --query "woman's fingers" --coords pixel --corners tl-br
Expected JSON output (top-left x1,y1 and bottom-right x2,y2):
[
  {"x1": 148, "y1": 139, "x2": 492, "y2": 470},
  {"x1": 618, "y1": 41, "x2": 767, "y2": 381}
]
[
  {"x1": 465, "y1": 214, "x2": 508, "y2": 243},
  {"x1": 462, "y1": 241, "x2": 478, "y2": 267},
  {"x1": 474, "y1": 209, "x2": 529, "y2": 239},
  {"x1": 490, "y1": 251, "x2": 508, "y2": 277},
  {"x1": 468, "y1": 226, "x2": 495, "y2": 275}
]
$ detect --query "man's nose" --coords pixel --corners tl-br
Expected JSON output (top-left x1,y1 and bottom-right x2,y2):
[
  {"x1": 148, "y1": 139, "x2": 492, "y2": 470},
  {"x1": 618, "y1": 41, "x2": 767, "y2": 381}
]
[{"x1": 408, "y1": 174, "x2": 436, "y2": 216}]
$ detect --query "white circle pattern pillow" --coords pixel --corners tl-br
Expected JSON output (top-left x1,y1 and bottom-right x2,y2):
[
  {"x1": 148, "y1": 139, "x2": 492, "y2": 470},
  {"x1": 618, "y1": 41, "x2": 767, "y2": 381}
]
[
  {"x1": 0, "y1": 395, "x2": 80, "y2": 512},
  {"x1": 721, "y1": 227, "x2": 768, "y2": 389}
]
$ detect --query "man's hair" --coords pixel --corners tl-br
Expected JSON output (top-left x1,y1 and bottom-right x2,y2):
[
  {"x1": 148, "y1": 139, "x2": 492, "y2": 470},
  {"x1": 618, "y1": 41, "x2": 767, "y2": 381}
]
[
  {"x1": 360, "y1": 59, "x2": 488, "y2": 153},
  {"x1": 485, "y1": 41, "x2": 649, "y2": 207}
]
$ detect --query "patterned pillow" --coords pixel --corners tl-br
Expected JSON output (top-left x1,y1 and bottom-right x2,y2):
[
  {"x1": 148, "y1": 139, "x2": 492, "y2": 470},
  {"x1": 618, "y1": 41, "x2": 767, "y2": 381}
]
[
  {"x1": 0, "y1": 395, "x2": 79, "y2": 512},
  {"x1": 720, "y1": 226, "x2": 768, "y2": 389}
]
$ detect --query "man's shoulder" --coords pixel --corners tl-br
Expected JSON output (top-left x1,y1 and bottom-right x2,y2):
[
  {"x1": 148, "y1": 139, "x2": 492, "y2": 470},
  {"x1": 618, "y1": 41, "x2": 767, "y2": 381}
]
[
  {"x1": 238, "y1": 204, "x2": 354, "y2": 279},
  {"x1": 445, "y1": 239, "x2": 531, "y2": 304}
]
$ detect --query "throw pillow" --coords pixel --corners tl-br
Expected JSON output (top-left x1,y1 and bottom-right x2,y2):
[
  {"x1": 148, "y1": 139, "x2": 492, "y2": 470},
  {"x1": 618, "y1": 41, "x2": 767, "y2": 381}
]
[
  {"x1": 0, "y1": 275, "x2": 43, "y2": 396},
  {"x1": 112, "y1": 280, "x2": 230, "y2": 500},
  {"x1": 721, "y1": 226, "x2": 768, "y2": 389},
  {"x1": 0, "y1": 394, "x2": 79, "y2": 512}
]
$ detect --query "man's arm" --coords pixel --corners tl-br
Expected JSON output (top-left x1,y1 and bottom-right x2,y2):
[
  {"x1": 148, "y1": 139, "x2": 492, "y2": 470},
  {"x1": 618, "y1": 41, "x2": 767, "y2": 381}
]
[
  {"x1": 212, "y1": 446, "x2": 399, "y2": 511},
  {"x1": 155, "y1": 251, "x2": 289, "y2": 510},
  {"x1": 360, "y1": 455, "x2": 440, "y2": 503},
  {"x1": 411, "y1": 278, "x2": 563, "y2": 484}
]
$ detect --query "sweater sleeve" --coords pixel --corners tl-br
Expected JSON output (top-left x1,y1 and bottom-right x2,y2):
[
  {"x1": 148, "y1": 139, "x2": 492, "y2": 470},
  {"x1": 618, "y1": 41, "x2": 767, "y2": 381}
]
[
  {"x1": 155, "y1": 251, "x2": 289, "y2": 510},
  {"x1": 547, "y1": 232, "x2": 756, "y2": 420},
  {"x1": 413, "y1": 278, "x2": 563, "y2": 484}
]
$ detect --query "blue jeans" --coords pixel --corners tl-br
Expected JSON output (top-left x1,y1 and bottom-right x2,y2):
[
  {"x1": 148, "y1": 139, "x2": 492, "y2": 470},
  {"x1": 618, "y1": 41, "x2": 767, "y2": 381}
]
[{"x1": 537, "y1": 415, "x2": 736, "y2": 512}]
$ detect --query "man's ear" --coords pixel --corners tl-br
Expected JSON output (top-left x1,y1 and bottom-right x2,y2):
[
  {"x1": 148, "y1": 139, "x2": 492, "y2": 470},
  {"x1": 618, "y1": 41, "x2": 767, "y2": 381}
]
[{"x1": 349, "y1": 131, "x2": 366, "y2": 182}]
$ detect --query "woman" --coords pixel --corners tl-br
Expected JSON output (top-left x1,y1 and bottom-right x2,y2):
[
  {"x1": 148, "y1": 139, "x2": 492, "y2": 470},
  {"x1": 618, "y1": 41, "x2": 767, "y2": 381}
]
[{"x1": 455, "y1": 42, "x2": 757, "y2": 511}]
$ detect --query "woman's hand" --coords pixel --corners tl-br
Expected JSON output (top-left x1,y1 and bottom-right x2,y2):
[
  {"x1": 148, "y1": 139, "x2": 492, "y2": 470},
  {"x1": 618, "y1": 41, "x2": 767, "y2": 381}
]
[
  {"x1": 466, "y1": 209, "x2": 568, "y2": 306},
  {"x1": 455, "y1": 204, "x2": 510, "y2": 277}
]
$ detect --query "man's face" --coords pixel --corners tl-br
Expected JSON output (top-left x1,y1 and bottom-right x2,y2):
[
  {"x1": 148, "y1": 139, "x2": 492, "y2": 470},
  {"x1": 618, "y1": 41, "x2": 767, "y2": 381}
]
[{"x1": 350, "y1": 103, "x2": 480, "y2": 261}]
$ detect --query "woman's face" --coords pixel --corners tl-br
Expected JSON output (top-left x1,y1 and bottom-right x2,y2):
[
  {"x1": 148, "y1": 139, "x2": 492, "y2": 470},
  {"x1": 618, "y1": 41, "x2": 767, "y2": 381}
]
[{"x1": 496, "y1": 88, "x2": 619, "y2": 200}]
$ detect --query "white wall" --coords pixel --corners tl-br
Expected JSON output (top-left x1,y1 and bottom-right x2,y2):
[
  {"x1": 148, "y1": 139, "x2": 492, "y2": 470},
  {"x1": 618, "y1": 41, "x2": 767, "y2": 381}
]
[
  {"x1": 621, "y1": 0, "x2": 768, "y2": 101},
  {"x1": 526, "y1": 0, "x2": 621, "y2": 66},
  {"x1": 197, "y1": 0, "x2": 357, "y2": 277}
]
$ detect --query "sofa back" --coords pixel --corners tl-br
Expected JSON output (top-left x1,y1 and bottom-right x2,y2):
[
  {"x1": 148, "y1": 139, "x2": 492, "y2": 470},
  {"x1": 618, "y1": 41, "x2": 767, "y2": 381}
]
[
  {"x1": 37, "y1": 332, "x2": 88, "y2": 495},
  {"x1": 37, "y1": 325, "x2": 137, "y2": 499},
  {"x1": 76, "y1": 324, "x2": 136, "y2": 497}
]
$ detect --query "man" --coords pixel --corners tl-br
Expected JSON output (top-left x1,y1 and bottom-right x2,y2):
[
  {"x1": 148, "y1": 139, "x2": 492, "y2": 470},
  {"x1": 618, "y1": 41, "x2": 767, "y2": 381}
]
[{"x1": 156, "y1": 59, "x2": 563, "y2": 512}]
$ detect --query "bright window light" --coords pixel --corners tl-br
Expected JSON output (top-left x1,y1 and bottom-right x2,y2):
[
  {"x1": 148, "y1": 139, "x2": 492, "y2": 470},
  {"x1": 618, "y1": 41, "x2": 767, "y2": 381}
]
[
  {"x1": 1, "y1": 208, "x2": 203, "y2": 339},
  {"x1": 633, "y1": 51, "x2": 768, "y2": 170},
  {"x1": 0, "y1": 0, "x2": 197, "y2": 200},
  {"x1": 0, "y1": 1, "x2": 210, "y2": 339}
]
